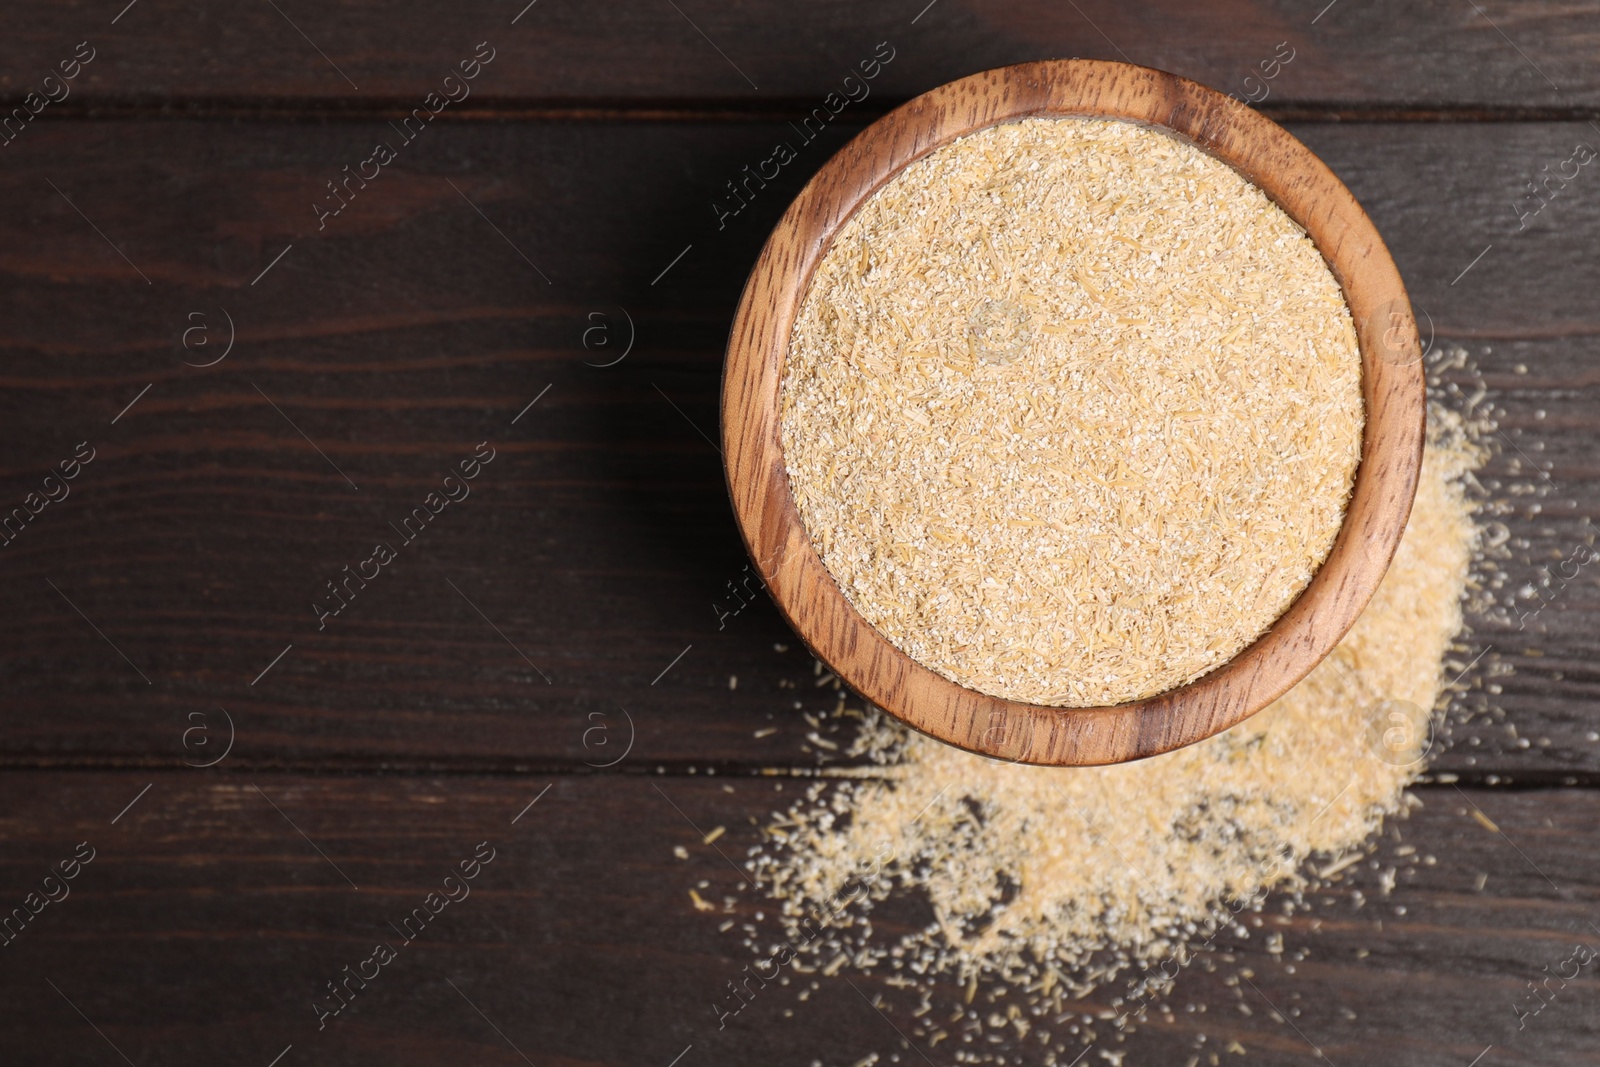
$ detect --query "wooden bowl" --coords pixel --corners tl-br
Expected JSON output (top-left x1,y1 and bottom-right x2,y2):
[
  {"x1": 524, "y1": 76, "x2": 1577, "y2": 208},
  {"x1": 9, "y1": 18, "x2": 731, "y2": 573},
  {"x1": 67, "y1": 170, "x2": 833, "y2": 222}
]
[{"x1": 721, "y1": 60, "x2": 1426, "y2": 766}]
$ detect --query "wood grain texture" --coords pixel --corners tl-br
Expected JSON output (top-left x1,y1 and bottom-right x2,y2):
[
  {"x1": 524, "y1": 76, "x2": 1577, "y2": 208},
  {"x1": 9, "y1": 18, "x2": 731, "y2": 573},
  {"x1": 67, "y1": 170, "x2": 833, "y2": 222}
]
[
  {"x1": 2, "y1": 0, "x2": 1598, "y2": 110},
  {"x1": 723, "y1": 60, "x2": 1426, "y2": 765},
  {"x1": 0, "y1": 772, "x2": 1596, "y2": 1066},
  {"x1": 0, "y1": 2, "x2": 1597, "y2": 1061}
]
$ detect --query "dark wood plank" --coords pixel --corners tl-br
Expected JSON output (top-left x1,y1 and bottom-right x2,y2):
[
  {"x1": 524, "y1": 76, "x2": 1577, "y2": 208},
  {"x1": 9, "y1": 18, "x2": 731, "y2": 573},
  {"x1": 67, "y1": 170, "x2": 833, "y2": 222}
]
[
  {"x1": 1, "y1": 0, "x2": 1597, "y2": 112},
  {"x1": 0, "y1": 772, "x2": 1596, "y2": 1066},
  {"x1": 0, "y1": 118, "x2": 1596, "y2": 772},
  {"x1": 1424, "y1": 335, "x2": 1600, "y2": 782}
]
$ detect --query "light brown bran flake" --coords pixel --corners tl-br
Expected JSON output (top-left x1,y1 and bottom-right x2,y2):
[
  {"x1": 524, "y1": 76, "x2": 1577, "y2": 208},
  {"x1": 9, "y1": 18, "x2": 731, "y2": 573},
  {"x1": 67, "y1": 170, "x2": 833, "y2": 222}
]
[
  {"x1": 746, "y1": 411, "x2": 1484, "y2": 1062},
  {"x1": 780, "y1": 117, "x2": 1364, "y2": 706}
]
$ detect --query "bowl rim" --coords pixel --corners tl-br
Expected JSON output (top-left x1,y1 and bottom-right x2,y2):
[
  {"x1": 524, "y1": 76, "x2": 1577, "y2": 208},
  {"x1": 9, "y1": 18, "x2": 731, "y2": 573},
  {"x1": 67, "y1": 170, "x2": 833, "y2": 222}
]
[{"x1": 720, "y1": 59, "x2": 1426, "y2": 766}]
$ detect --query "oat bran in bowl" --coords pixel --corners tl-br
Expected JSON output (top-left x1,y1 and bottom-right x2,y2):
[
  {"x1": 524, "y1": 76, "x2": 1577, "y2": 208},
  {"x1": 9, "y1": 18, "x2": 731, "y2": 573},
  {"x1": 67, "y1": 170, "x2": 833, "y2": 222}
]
[{"x1": 721, "y1": 60, "x2": 1426, "y2": 766}]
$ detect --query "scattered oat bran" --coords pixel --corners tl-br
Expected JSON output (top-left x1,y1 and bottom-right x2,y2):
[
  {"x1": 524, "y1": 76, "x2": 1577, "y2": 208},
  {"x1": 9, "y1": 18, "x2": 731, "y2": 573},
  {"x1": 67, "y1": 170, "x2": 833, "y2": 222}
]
[
  {"x1": 780, "y1": 117, "x2": 1364, "y2": 706},
  {"x1": 745, "y1": 408, "x2": 1484, "y2": 1064}
]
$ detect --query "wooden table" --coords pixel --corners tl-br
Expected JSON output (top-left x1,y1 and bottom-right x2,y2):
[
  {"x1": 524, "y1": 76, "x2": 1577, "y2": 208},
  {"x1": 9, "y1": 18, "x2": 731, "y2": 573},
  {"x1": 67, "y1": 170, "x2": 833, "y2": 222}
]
[{"x1": 1, "y1": 2, "x2": 1597, "y2": 1063}]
